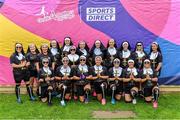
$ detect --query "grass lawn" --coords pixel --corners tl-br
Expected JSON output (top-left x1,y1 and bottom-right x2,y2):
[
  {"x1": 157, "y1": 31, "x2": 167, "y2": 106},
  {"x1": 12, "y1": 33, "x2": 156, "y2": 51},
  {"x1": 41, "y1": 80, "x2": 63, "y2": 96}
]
[{"x1": 0, "y1": 93, "x2": 180, "y2": 119}]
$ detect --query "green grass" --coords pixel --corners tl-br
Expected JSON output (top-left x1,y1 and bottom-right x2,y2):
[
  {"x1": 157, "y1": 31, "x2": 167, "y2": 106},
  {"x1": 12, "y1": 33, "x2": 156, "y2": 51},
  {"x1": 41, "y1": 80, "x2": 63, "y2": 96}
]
[{"x1": 0, "y1": 93, "x2": 180, "y2": 119}]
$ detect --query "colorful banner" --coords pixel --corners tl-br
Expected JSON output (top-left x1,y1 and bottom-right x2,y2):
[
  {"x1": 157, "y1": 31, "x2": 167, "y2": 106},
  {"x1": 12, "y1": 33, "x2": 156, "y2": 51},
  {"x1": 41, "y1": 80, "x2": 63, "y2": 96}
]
[{"x1": 0, "y1": 0, "x2": 180, "y2": 85}]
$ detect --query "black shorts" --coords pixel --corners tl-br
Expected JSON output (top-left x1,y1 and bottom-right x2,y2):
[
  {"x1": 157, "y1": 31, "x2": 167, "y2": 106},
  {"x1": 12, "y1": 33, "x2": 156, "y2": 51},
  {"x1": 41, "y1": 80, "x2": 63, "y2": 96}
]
[
  {"x1": 109, "y1": 81, "x2": 123, "y2": 95},
  {"x1": 76, "y1": 85, "x2": 85, "y2": 96},
  {"x1": 115, "y1": 81, "x2": 123, "y2": 94},
  {"x1": 94, "y1": 81, "x2": 107, "y2": 94},
  {"x1": 143, "y1": 86, "x2": 153, "y2": 97},
  {"x1": 143, "y1": 82, "x2": 158, "y2": 97},
  {"x1": 40, "y1": 85, "x2": 48, "y2": 98},
  {"x1": 13, "y1": 70, "x2": 30, "y2": 84},
  {"x1": 60, "y1": 82, "x2": 71, "y2": 94},
  {"x1": 124, "y1": 82, "x2": 135, "y2": 94}
]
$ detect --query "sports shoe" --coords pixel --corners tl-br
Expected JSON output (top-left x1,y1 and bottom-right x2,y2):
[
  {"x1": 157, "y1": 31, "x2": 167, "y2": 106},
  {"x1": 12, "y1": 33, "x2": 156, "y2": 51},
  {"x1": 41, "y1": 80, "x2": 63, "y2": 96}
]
[
  {"x1": 111, "y1": 98, "x2": 116, "y2": 105},
  {"x1": 17, "y1": 98, "x2": 22, "y2": 104},
  {"x1": 132, "y1": 99, "x2": 137, "y2": 104},
  {"x1": 48, "y1": 102, "x2": 52, "y2": 106},
  {"x1": 153, "y1": 101, "x2": 158, "y2": 109},
  {"x1": 93, "y1": 91, "x2": 97, "y2": 97},
  {"x1": 101, "y1": 98, "x2": 106, "y2": 105},
  {"x1": 74, "y1": 95, "x2": 78, "y2": 100},
  {"x1": 60, "y1": 100, "x2": 66, "y2": 106},
  {"x1": 30, "y1": 96, "x2": 36, "y2": 101},
  {"x1": 84, "y1": 98, "x2": 89, "y2": 104}
]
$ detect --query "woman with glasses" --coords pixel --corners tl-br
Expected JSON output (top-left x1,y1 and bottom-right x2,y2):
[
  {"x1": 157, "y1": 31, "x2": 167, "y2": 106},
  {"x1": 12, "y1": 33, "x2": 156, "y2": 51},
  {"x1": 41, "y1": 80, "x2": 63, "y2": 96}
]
[
  {"x1": 123, "y1": 59, "x2": 140, "y2": 104},
  {"x1": 118, "y1": 41, "x2": 132, "y2": 69},
  {"x1": 67, "y1": 46, "x2": 79, "y2": 69},
  {"x1": 38, "y1": 58, "x2": 54, "y2": 106},
  {"x1": 132, "y1": 42, "x2": 147, "y2": 70},
  {"x1": 140, "y1": 59, "x2": 159, "y2": 108},
  {"x1": 108, "y1": 58, "x2": 123, "y2": 104},
  {"x1": 149, "y1": 42, "x2": 163, "y2": 76},
  {"x1": 55, "y1": 57, "x2": 74, "y2": 106},
  {"x1": 10, "y1": 43, "x2": 35, "y2": 103},
  {"x1": 73, "y1": 55, "x2": 92, "y2": 103},
  {"x1": 105, "y1": 39, "x2": 118, "y2": 69},
  {"x1": 90, "y1": 56, "x2": 109, "y2": 105}
]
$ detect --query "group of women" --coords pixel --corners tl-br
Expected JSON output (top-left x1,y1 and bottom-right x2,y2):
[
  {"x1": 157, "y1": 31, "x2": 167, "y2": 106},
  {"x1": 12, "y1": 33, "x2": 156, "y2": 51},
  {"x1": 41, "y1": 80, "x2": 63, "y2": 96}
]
[{"x1": 10, "y1": 37, "x2": 162, "y2": 108}]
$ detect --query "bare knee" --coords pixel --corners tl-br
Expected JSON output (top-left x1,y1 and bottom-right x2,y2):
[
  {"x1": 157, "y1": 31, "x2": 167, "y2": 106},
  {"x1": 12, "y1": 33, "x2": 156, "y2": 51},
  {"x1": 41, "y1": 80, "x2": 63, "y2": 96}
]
[{"x1": 125, "y1": 94, "x2": 132, "y2": 102}]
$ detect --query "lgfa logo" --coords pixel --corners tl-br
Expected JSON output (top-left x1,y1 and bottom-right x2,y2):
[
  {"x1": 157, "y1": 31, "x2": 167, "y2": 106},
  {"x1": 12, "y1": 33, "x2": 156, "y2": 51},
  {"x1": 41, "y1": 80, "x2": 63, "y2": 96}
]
[{"x1": 36, "y1": 5, "x2": 75, "y2": 23}]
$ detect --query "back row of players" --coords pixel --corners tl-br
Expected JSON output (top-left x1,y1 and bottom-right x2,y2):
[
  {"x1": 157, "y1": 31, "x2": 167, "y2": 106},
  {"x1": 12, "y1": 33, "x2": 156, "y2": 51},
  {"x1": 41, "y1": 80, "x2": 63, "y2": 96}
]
[{"x1": 10, "y1": 37, "x2": 162, "y2": 108}]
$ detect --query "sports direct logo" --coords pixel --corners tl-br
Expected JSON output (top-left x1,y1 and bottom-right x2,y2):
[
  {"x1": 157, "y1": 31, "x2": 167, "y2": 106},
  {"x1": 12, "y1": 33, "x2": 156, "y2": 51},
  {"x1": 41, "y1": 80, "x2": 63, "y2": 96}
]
[{"x1": 86, "y1": 7, "x2": 116, "y2": 22}]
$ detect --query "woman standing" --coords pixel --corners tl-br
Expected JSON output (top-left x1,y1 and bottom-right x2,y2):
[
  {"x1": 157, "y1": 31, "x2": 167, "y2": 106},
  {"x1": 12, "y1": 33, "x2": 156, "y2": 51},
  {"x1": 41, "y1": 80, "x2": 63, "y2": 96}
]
[
  {"x1": 67, "y1": 46, "x2": 79, "y2": 69},
  {"x1": 26, "y1": 43, "x2": 39, "y2": 96},
  {"x1": 50, "y1": 40, "x2": 62, "y2": 69},
  {"x1": 149, "y1": 42, "x2": 163, "y2": 76},
  {"x1": 61, "y1": 37, "x2": 73, "y2": 57},
  {"x1": 105, "y1": 39, "x2": 118, "y2": 69},
  {"x1": 10, "y1": 43, "x2": 35, "y2": 103},
  {"x1": 118, "y1": 41, "x2": 132, "y2": 69},
  {"x1": 132, "y1": 42, "x2": 147, "y2": 70},
  {"x1": 77, "y1": 41, "x2": 90, "y2": 66},
  {"x1": 90, "y1": 40, "x2": 106, "y2": 65}
]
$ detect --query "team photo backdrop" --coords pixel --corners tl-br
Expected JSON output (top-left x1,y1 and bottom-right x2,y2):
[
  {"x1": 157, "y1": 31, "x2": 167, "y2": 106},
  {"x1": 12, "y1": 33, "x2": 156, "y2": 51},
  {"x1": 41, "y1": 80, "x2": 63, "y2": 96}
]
[{"x1": 0, "y1": 0, "x2": 180, "y2": 85}]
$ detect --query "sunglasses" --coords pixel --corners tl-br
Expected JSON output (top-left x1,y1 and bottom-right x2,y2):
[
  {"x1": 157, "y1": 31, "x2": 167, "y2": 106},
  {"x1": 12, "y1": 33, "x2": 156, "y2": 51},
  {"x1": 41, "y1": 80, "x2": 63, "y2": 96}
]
[
  {"x1": 144, "y1": 62, "x2": 150, "y2": 64},
  {"x1": 70, "y1": 49, "x2": 76, "y2": 51},
  {"x1": 43, "y1": 61, "x2": 49, "y2": 64},
  {"x1": 80, "y1": 59, "x2": 86, "y2": 61},
  {"x1": 137, "y1": 45, "x2": 142, "y2": 46}
]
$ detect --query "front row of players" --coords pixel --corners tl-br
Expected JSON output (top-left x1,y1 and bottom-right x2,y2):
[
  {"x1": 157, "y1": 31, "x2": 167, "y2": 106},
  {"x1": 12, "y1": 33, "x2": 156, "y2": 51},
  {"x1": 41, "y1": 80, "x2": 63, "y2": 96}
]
[{"x1": 36, "y1": 55, "x2": 159, "y2": 108}]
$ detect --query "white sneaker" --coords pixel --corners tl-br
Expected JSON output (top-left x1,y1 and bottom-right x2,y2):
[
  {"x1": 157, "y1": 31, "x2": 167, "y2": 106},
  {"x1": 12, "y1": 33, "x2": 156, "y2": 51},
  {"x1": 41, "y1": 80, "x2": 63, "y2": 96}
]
[{"x1": 132, "y1": 99, "x2": 137, "y2": 104}]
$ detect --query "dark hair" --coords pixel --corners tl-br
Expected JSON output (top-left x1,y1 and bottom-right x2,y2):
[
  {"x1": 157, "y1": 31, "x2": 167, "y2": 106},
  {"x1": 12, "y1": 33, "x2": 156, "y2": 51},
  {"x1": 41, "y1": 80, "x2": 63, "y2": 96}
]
[
  {"x1": 63, "y1": 36, "x2": 73, "y2": 47},
  {"x1": 119, "y1": 41, "x2": 131, "y2": 51},
  {"x1": 77, "y1": 41, "x2": 89, "y2": 52},
  {"x1": 150, "y1": 42, "x2": 161, "y2": 53},
  {"x1": 107, "y1": 39, "x2": 117, "y2": 48},
  {"x1": 26, "y1": 44, "x2": 39, "y2": 54},
  {"x1": 50, "y1": 39, "x2": 61, "y2": 53},
  {"x1": 14, "y1": 43, "x2": 25, "y2": 56}
]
